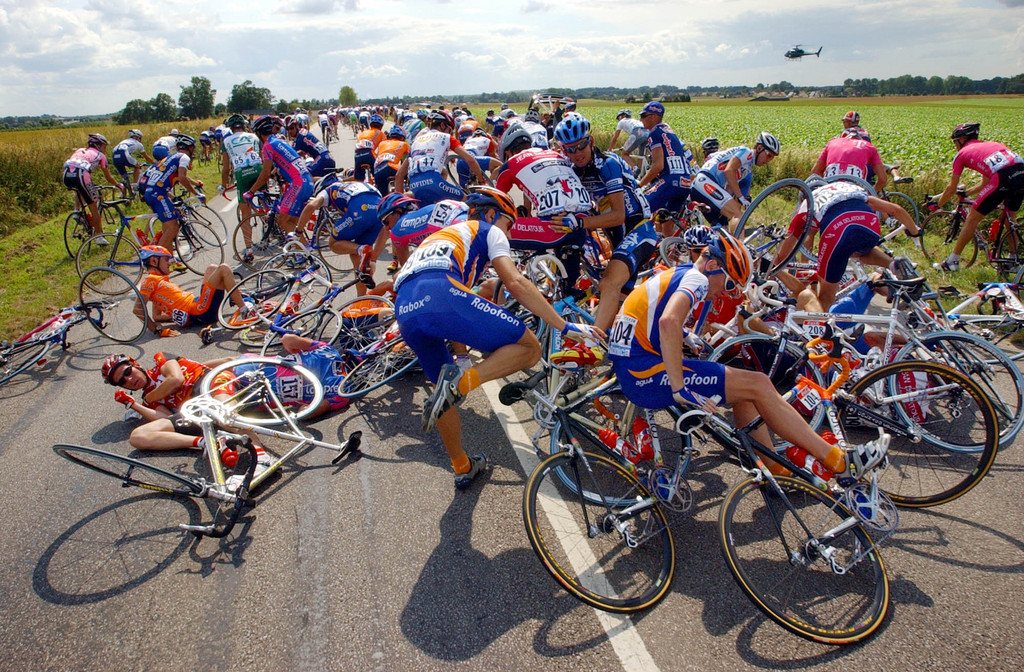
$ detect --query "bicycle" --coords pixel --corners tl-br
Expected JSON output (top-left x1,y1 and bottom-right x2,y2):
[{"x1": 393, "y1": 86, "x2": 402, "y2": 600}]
[
  {"x1": 54, "y1": 360, "x2": 364, "y2": 539},
  {"x1": 63, "y1": 186, "x2": 128, "y2": 259},
  {"x1": 75, "y1": 199, "x2": 159, "y2": 290},
  {"x1": 1, "y1": 268, "x2": 147, "y2": 385}
]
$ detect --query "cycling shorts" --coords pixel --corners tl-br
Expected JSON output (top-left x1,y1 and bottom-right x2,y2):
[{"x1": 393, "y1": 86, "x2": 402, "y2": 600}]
[
  {"x1": 277, "y1": 174, "x2": 314, "y2": 218},
  {"x1": 167, "y1": 412, "x2": 204, "y2": 437},
  {"x1": 234, "y1": 165, "x2": 261, "y2": 205},
  {"x1": 166, "y1": 286, "x2": 224, "y2": 327},
  {"x1": 645, "y1": 178, "x2": 691, "y2": 214},
  {"x1": 152, "y1": 145, "x2": 170, "y2": 161},
  {"x1": 974, "y1": 163, "x2": 1024, "y2": 215},
  {"x1": 455, "y1": 156, "x2": 492, "y2": 189},
  {"x1": 611, "y1": 219, "x2": 658, "y2": 282},
  {"x1": 199, "y1": 136, "x2": 212, "y2": 146},
  {"x1": 409, "y1": 172, "x2": 465, "y2": 206},
  {"x1": 689, "y1": 171, "x2": 733, "y2": 212},
  {"x1": 373, "y1": 165, "x2": 398, "y2": 195},
  {"x1": 307, "y1": 155, "x2": 337, "y2": 179},
  {"x1": 611, "y1": 355, "x2": 726, "y2": 410},
  {"x1": 112, "y1": 148, "x2": 138, "y2": 173},
  {"x1": 144, "y1": 190, "x2": 181, "y2": 223},
  {"x1": 329, "y1": 192, "x2": 382, "y2": 245},
  {"x1": 395, "y1": 271, "x2": 526, "y2": 383},
  {"x1": 353, "y1": 149, "x2": 374, "y2": 182},
  {"x1": 622, "y1": 129, "x2": 650, "y2": 155},
  {"x1": 817, "y1": 204, "x2": 880, "y2": 284},
  {"x1": 62, "y1": 168, "x2": 97, "y2": 206}
]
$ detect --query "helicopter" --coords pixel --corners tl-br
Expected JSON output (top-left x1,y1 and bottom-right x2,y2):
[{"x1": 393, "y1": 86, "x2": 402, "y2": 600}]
[{"x1": 785, "y1": 45, "x2": 822, "y2": 60}]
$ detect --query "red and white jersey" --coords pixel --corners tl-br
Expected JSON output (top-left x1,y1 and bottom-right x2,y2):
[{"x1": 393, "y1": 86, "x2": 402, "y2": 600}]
[{"x1": 495, "y1": 148, "x2": 593, "y2": 218}]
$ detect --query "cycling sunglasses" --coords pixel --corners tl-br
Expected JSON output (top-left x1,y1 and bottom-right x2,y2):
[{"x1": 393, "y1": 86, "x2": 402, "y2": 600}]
[
  {"x1": 114, "y1": 364, "x2": 138, "y2": 387},
  {"x1": 562, "y1": 138, "x2": 590, "y2": 154},
  {"x1": 706, "y1": 268, "x2": 738, "y2": 292}
]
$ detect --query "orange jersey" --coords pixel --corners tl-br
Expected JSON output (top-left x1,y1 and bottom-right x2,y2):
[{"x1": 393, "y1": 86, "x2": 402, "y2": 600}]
[
  {"x1": 374, "y1": 139, "x2": 410, "y2": 170},
  {"x1": 356, "y1": 128, "x2": 383, "y2": 153},
  {"x1": 145, "y1": 352, "x2": 208, "y2": 412},
  {"x1": 139, "y1": 271, "x2": 197, "y2": 324}
]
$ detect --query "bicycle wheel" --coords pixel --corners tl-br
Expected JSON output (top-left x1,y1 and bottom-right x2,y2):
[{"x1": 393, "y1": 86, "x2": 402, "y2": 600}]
[
  {"x1": 260, "y1": 308, "x2": 344, "y2": 355},
  {"x1": 63, "y1": 211, "x2": 93, "y2": 258},
  {"x1": 217, "y1": 269, "x2": 291, "y2": 330},
  {"x1": 991, "y1": 221, "x2": 1023, "y2": 278},
  {"x1": 880, "y1": 192, "x2": 925, "y2": 262},
  {"x1": 232, "y1": 213, "x2": 278, "y2": 272},
  {"x1": 954, "y1": 314, "x2": 1024, "y2": 355},
  {"x1": 920, "y1": 210, "x2": 977, "y2": 267},
  {"x1": 719, "y1": 475, "x2": 888, "y2": 645},
  {"x1": 76, "y1": 233, "x2": 142, "y2": 286},
  {"x1": 0, "y1": 339, "x2": 51, "y2": 385},
  {"x1": 53, "y1": 444, "x2": 203, "y2": 497},
  {"x1": 175, "y1": 218, "x2": 225, "y2": 275},
  {"x1": 198, "y1": 357, "x2": 325, "y2": 426},
  {"x1": 838, "y1": 360, "x2": 998, "y2": 507},
  {"x1": 734, "y1": 178, "x2": 814, "y2": 277},
  {"x1": 331, "y1": 295, "x2": 396, "y2": 351},
  {"x1": 339, "y1": 335, "x2": 419, "y2": 398},
  {"x1": 658, "y1": 236, "x2": 689, "y2": 266},
  {"x1": 523, "y1": 449, "x2": 675, "y2": 613},
  {"x1": 310, "y1": 214, "x2": 351, "y2": 275},
  {"x1": 262, "y1": 249, "x2": 334, "y2": 284},
  {"x1": 78, "y1": 268, "x2": 148, "y2": 343},
  {"x1": 896, "y1": 331, "x2": 1024, "y2": 447}
]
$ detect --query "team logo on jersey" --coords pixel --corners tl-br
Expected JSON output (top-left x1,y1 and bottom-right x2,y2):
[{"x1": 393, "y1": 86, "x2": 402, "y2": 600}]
[{"x1": 703, "y1": 184, "x2": 723, "y2": 198}]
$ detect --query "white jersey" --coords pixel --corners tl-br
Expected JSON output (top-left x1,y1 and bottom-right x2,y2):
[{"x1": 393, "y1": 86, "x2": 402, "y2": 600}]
[
  {"x1": 522, "y1": 121, "x2": 550, "y2": 149},
  {"x1": 462, "y1": 135, "x2": 492, "y2": 157},
  {"x1": 408, "y1": 129, "x2": 452, "y2": 177},
  {"x1": 616, "y1": 118, "x2": 645, "y2": 136},
  {"x1": 114, "y1": 138, "x2": 144, "y2": 157},
  {"x1": 222, "y1": 131, "x2": 262, "y2": 172},
  {"x1": 154, "y1": 135, "x2": 177, "y2": 152}
]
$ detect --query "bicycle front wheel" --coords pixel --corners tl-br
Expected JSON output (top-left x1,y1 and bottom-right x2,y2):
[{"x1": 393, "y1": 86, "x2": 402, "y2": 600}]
[
  {"x1": 523, "y1": 449, "x2": 675, "y2": 613},
  {"x1": 838, "y1": 360, "x2": 999, "y2": 507},
  {"x1": 921, "y1": 210, "x2": 977, "y2": 267},
  {"x1": 333, "y1": 295, "x2": 396, "y2": 351},
  {"x1": 175, "y1": 218, "x2": 225, "y2": 275},
  {"x1": 339, "y1": 335, "x2": 419, "y2": 398},
  {"x1": 198, "y1": 357, "x2": 325, "y2": 426},
  {"x1": 53, "y1": 444, "x2": 203, "y2": 497},
  {"x1": 64, "y1": 211, "x2": 94, "y2": 259},
  {"x1": 719, "y1": 476, "x2": 888, "y2": 645},
  {"x1": 0, "y1": 339, "x2": 52, "y2": 385},
  {"x1": 78, "y1": 267, "x2": 148, "y2": 343},
  {"x1": 76, "y1": 233, "x2": 142, "y2": 286},
  {"x1": 232, "y1": 213, "x2": 278, "y2": 271},
  {"x1": 733, "y1": 178, "x2": 815, "y2": 277}
]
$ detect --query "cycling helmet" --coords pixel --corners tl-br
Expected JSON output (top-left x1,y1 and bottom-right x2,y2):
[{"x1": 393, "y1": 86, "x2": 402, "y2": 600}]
[
  {"x1": 840, "y1": 127, "x2": 870, "y2": 140},
  {"x1": 311, "y1": 173, "x2": 338, "y2": 198},
  {"x1": 553, "y1": 114, "x2": 591, "y2": 146},
  {"x1": 498, "y1": 125, "x2": 533, "y2": 159},
  {"x1": 465, "y1": 185, "x2": 517, "y2": 221},
  {"x1": 416, "y1": 108, "x2": 428, "y2": 119},
  {"x1": 951, "y1": 122, "x2": 981, "y2": 141},
  {"x1": 499, "y1": 108, "x2": 516, "y2": 120},
  {"x1": 370, "y1": 114, "x2": 384, "y2": 128},
  {"x1": 225, "y1": 113, "x2": 247, "y2": 129},
  {"x1": 428, "y1": 110, "x2": 454, "y2": 131},
  {"x1": 284, "y1": 114, "x2": 298, "y2": 128},
  {"x1": 701, "y1": 137, "x2": 719, "y2": 154},
  {"x1": 128, "y1": 129, "x2": 143, "y2": 140},
  {"x1": 175, "y1": 134, "x2": 197, "y2": 150},
  {"x1": 564, "y1": 101, "x2": 577, "y2": 111},
  {"x1": 704, "y1": 231, "x2": 753, "y2": 288},
  {"x1": 682, "y1": 225, "x2": 713, "y2": 250},
  {"x1": 500, "y1": 103, "x2": 509, "y2": 110},
  {"x1": 102, "y1": 354, "x2": 138, "y2": 385},
  {"x1": 616, "y1": 109, "x2": 632, "y2": 120},
  {"x1": 252, "y1": 115, "x2": 276, "y2": 136},
  {"x1": 755, "y1": 131, "x2": 780, "y2": 155},
  {"x1": 523, "y1": 108, "x2": 541, "y2": 123},
  {"x1": 377, "y1": 192, "x2": 419, "y2": 221},
  {"x1": 170, "y1": 129, "x2": 179, "y2": 136},
  {"x1": 139, "y1": 244, "x2": 173, "y2": 262},
  {"x1": 387, "y1": 124, "x2": 407, "y2": 139},
  {"x1": 842, "y1": 110, "x2": 860, "y2": 124},
  {"x1": 87, "y1": 133, "x2": 108, "y2": 147}
]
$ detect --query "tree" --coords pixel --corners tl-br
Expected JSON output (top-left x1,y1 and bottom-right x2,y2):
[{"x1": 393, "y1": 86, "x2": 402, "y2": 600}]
[
  {"x1": 339, "y1": 85, "x2": 357, "y2": 106},
  {"x1": 116, "y1": 98, "x2": 152, "y2": 124},
  {"x1": 179, "y1": 76, "x2": 216, "y2": 119},
  {"x1": 227, "y1": 80, "x2": 274, "y2": 113},
  {"x1": 151, "y1": 93, "x2": 178, "y2": 121}
]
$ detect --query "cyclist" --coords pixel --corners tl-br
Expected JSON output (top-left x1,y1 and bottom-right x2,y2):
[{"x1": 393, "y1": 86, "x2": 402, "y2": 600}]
[
  {"x1": 841, "y1": 110, "x2": 870, "y2": 140},
  {"x1": 220, "y1": 114, "x2": 263, "y2": 261},
  {"x1": 373, "y1": 125, "x2": 411, "y2": 195},
  {"x1": 199, "y1": 128, "x2": 214, "y2": 160},
  {"x1": 403, "y1": 109, "x2": 427, "y2": 144},
  {"x1": 608, "y1": 109, "x2": 650, "y2": 171},
  {"x1": 635, "y1": 101, "x2": 698, "y2": 235},
  {"x1": 518, "y1": 108, "x2": 550, "y2": 149},
  {"x1": 111, "y1": 129, "x2": 154, "y2": 190},
  {"x1": 139, "y1": 133, "x2": 205, "y2": 251},
  {"x1": 607, "y1": 230, "x2": 887, "y2": 481},
  {"x1": 492, "y1": 108, "x2": 516, "y2": 139},
  {"x1": 318, "y1": 109, "x2": 331, "y2": 139},
  {"x1": 287, "y1": 115, "x2": 337, "y2": 178},
  {"x1": 366, "y1": 193, "x2": 469, "y2": 270},
  {"x1": 62, "y1": 133, "x2": 123, "y2": 237},
  {"x1": 354, "y1": 114, "x2": 385, "y2": 182},
  {"x1": 395, "y1": 109, "x2": 486, "y2": 205},
  {"x1": 699, "y1": 137, "x2": 719, "y2": 164},
  {"x1": 394, "y1": 186, "x2": 603, "y2": 490},
  {"x1": 295, "y1": 180, "x2": 383, "y2": 295},
  {"x1": 688, "y1": 132, "x2": 780, "y2": 228},
  {"x1": 554, "y1": 113, "x2": 656, "y2": 332},
  {"x1": 246, "y1": 115, "x2": 314, "y2": 237},
  {"x1": 932, "y1": 122, "x2": 1024, "y2": 272},
  {"x1": 682, "y1": 223, "x2": 713, "y2": 263},
  {"x1": 134, "y1": 245, "x2": 250, "y2": 337},
  {"x1": 810, "y1": 130, "x2": 887, "y2": 192},
  {"x1": 453, "y1": 129, "x2": 501, "y2": 190},
  {"x1": 151, "y1": 129, "x2": 179, "y2": 161}
]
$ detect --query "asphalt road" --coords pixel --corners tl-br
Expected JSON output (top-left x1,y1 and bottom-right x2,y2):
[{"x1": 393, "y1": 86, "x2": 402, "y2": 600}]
[{"x1": 1, "y1": 123, "x2": 1023, "y2": 672}]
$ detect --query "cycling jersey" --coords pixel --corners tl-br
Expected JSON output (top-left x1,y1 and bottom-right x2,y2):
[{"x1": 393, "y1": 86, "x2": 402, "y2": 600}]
[
  {"x1": 817, "y1": 136, "x2": 882, "y2": 180},
  {"x1": 571, "y1": 147, "x2": 650, "y2": 243},
  {"x1": 140, "y1": 152, "x2": 190, "y2": 205},
  {"x1": 138, "y1": 271, "x2": 223, "y2": 326},
  {"x1": 394, "y1": 218, "x2": 511, "y2": 292},
  {"x1": 199, "y1": 131, "x2": 212, "y2": 145},
  {"x1": 495, "y1": 148, "x2": 593, "y2": 218},
  {"x1": 389, "y1": 199, "x2": 469, "y2": 248},
  {"x1": 646, "y1": 123, "x2": 696, "y2": 182},
  {"x1": 463, "y1": 134, "x2": 496, "y2": 158},
  {"x1": 152, "y1": 136, "x2": 177, "y2": 160},
  {"x1": 143, "y1": 352, "x2": 208, "y2": 413},
  {"x1": 223, "y1": 131, "x2": 262, "y2": 172},
  {"x1": 408, "y1": 129, "x2": 459, "y2": 177},
  {"x1": 700, "y1": 146, "x2": 756, "y2": 189},
  {"x1": 112, "y1": 139, "x2": 144, "y2": 174},
  {"x1": 323, "y1": 181, "x2": 382, "y2": 244},
  {"x1": 232, "y1": 343, "x2": 348, "y2": 411},
  {"x1": 373, "y1": 139, "x2": 410, "y2": 171},
  {"x1": 953, "y1": 140, "x2": 1023, "y2": 179},
  {"x1": 355, "y1": 128, "x2": 383, "y2": 153},
  {"x1": 63, "y1": 147, "x2": 107, "y2": 173},
  {"x1": 616, "y1": 118, "x2": 649, "y2": 153},
  {"x1": 263, "y1": 134, "x2": 314, "y2": 217},
  {"x1": 293, "y1": 128, "x2": 335, "y2": 177},
  {"x1": 402, "y1": 119, "x2": 425, "y2": 144},
  {"x1": 519, "y1": 120, "x2": 550, "y2": 149}
]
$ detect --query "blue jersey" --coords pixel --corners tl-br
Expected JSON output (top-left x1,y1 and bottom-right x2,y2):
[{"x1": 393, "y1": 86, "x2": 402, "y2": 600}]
[
  {"x1": 293, "y1": 128, "x2": 331, "y2": 159},
  {"x1": 700, "y1": 146, "x2": 756, "y2": 195},
  {"x1": 139, "y1": 152, "x2": 190, "y2": 193},
  {"x1": 571, "y1": 148, "x2": 651, "y2": 244},
  {"x1": 646, "y1": 123, "x2": 696, "y2": 181},
  {"x1": 324, "y1": 181, "x2": 381, "y2": 214}
]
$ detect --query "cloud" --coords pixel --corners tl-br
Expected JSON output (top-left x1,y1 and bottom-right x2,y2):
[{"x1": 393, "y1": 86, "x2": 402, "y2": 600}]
[
  {"x1": 523, "y1": 1, "x2": 551, "y2": 11},
  {"x1": 280, "y1": 0, "x2": 358, "y2": 13}
]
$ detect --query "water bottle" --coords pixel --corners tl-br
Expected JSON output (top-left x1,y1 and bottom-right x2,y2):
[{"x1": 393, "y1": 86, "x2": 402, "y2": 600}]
[
  {"x1": 598, "y1": 428, "x2": 642, "y2": 464},
  {"x1": 631, "y1": 415, "x2": 655, "y2": 462},
  {"x1": 134, "y1": 228, "x2": 151, "y2": 246}
]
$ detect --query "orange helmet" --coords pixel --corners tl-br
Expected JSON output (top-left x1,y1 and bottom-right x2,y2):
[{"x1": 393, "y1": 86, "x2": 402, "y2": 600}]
[
  {"x1": 705, "y1": 231, "x2": 752, "y2": 288},
  {"x1": 465, "y1": 186, "x2": 517, "y2": 221}
]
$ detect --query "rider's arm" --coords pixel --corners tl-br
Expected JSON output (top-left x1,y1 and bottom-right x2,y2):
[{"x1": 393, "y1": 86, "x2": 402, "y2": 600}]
[
  {"x1": 871, "y1": 159, "x2": 888, "y2": 193},
  {"x1": 452, "y1": 145, "x2": 486, "y2": 183},
  {"x1": 583, "y1": 190, "x2": 626, "y2": 231},
  {"x1": 368, "y1": 223, "x2": 391, "y2": 263},
  {"x1": 866, "y1": 195, "x2": 918, "y2": 235},
  {"x1": 177, "y1": 164, "x2": 201, "y2": 196},
  {"x1": 296, "y1": 193, "x2": 327, "y2": 235},
  {"x1": 100, "y1": 162, "x2": 121, "y2": 189},
  {"x1": 393, "y1": 158, "x2": 409, "y2": 193},
  {"x1": 609, "y1": 129, "x2": 622, "y2": 149},
  {"x1": 809, "y1": 150, "x2": 826, "y2": 178},
  {"x1": 143, "y1": 358, "x2": 185, "y2": 406},
  {"x1": 248, "y1": 156, "x2": 275, "y2": 194},
  {"x1": 638, "y1": 145, "x2": 664, "y2": 188},
  {"x1": 936, "y1": 171, "x2": 962, "y2": 208},
  {"x1": 221, "y1": 150, "x2": 232, "y2": 190},
  {"x1": 657, "y1": 290, "x2": 694, "y2": 393}
]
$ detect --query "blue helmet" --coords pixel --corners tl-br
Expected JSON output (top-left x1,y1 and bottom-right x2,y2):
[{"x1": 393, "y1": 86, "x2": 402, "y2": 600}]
[
  {"x1": 370, "y1": 114, "x2": 384, "y2": 128},
  {"x1": 682, "y1": 225, "x2": 713, "y2": 250},
  {"x1": 378, "y1": 192, "x2": 419, "y2": 220},
  {"x1": 387, "y1": 125, "x2": 407, "y2": 139},
  {"x1": 554, "y1": 113, "x2": 591, "y2": 146}
]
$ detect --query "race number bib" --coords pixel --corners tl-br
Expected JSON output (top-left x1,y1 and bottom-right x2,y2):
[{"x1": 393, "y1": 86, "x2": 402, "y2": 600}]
[
  {"x1": 402, "y1": 240, "x2": 456, "y2": 275},
  {"x1": 172, "y1": 309, "x2": 189, "y2": 326},
  {"x1": 666, "y1": 155, "x2": 687, "y2": 174},
  {"x1": 804, "y1": 321, "x2": 827, "y2": 338},
  {"x1": 984, "y1": 150, "x2": 1010, "y2": 172},
  {"x1": 608, "y1": 315, "x2": 638, "y2": 357},
  {"x1": 824, "y1": 164, "x2": 865, "y2": 178}
]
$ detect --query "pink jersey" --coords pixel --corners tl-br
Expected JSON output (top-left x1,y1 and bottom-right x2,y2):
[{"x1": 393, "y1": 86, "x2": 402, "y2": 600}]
[
  {"x1": 817, "y1": 136, "x2": 881, "y2": 180},
  {"x1": 952, "y1": 140, "x2": 1023, "y2": 179},
  {"x1": 495, "y1": 148, "x2": 592, "y2": 218},
  {"x1": 63, "y1": 147, "x2": 107, "y2": 173}
]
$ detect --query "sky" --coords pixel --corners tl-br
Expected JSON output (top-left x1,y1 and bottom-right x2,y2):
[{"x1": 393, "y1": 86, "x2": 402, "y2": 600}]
[{"x1": 1, "y1": 0, "x2": 1023, "y2": 116}]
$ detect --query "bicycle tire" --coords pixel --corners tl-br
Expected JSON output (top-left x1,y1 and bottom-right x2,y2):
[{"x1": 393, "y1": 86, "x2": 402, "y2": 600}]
[
  {"x1": 198, "y1": 357, "x2": 325, "y2": 426},
  {"x1": 232, "y1": 213, "x2": 277, "y2": 272},
  {"x1": 175, "y1": 217, "x2": 225, "y2": 275},
  {"x1": 75, "y1": 232, "x2": 142, "y2": 287},
  {"x1": 991, "y1": 219, "x2": 1023, "y2": 278},
  {"x1": 338, "y1": 335, "x2": 419, "y2": 398},
  {"x1": 838, "y1": 360, "x2": 998, "y2": 507},
  {"x1": 217, "y1": 269, "x2": 291, "y2": 331},
  {"x1": 331, "y1": 295, "x2": 396, "y2": 351},
  {"x1": 309, "y1": 214, "x2": 351, "y2": 275},
  {"x1": 880, "y1": 191, "x2": 926, "y2": 262},
  {"x1": 53, "y1": 444, "x2": 204, "y2": 497},
  {"x1": 78, "y1": 267, "x2": 148, "y2": 343},
  {"x1": 523, "y1": 449, "x2": 675, "y2": 613},
  {"x1": 0, "y1": 339, "x2": 52, "y2": 385},
  {"x1": 719, "y1": 475, "x2": 888, "y2": 645},
  {"x1": 657, "y1": 236, "x2": 689, "y2": 267},
  {"x1": 63, "y1": 211, "x2": 93, "y2": 259},
  {"x1": 896, "y1": 331, "x2": 1024, "y2": 448},
  {"x1": 733, "y1": 178, "x2": 814, "y2": 277},
  {"x1": 259, "y1": 308, "x2": 344, "y2": 356},
  {"x1": 921, "y1": 210, "x2": 977, "y2": 267},
  {"x1": 953, "y1": 314, "x2": 1024, "y2": 357}
]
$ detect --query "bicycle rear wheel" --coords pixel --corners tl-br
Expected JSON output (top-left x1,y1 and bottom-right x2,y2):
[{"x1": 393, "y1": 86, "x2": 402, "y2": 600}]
[
  {"x1": 523, "y1": 449, "x2": 675, "y2": 613},
  {"x1": 53, "y1": 444, "x2": 203, "y2": 497},
  {"x1": 838, "y1": 360, "x2": 999, "y2": 507},
  {"x1": 339, "y1": 335, "x2": 419, "y2": 398},
  {"x1": 198, "y1": 357, "x2": 325, "y2": 426},
  {"x1": 217, "y1": 269, "x2": 291, "y2": 330},
  {"x1": 719, "y1": 476, "x2": 888, "y2": 645},
  {"x1": 330, "y1": 295, "x2": 396, "y2": 351},
  {"x1": 175, "y1": 218, "x2": 225, "y2": 275},
  {"x1": 734, "y1": 178, "x2": 815, "y2": 277},
  {"x1": 232, "y1": 213, "x2": 279, "y2": 272},
  {"x1": 64, "y1": 211, "x2": 93, "y2": 258},
  {"x1": 78, "y1": 268, "x2": 148, "y2": 343},
  {"x1": 657, "y1": 236, "x2": 689, "y2": 266},
  {"x1": 76, "y1": 233, "x2": 142, "y2": 287},
  {"x1": 0, "y1": 339, "x2": 51, "y2": 385},
  {"x1": 921, "y1": 210, "x2": 977, "y2": 267},
  {"x1": 310, "y1": 215, "x2": 351, "y2": 275}
]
